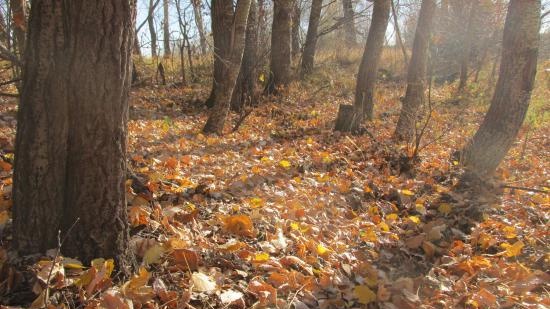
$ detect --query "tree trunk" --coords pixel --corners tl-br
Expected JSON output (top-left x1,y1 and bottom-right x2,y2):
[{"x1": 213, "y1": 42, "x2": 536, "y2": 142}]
[
  {"x1": 203, "y1": 0, "x2": 252, "y2": 134},
  {"x1": 231, "y1": 0, "x2": 259, "y2": 112},
  {"x1": 354, "y1": 0, "x2": 390, "y2": 121},
  {"x1": 391, "y1": 0, "x2": 408, "y2": 66},
  {"x1": 300, "y1": 0, "x2": 322, "y2": 77},
  {"x1": 291, "y1": 0, "x2": 300, "y2": 59},
  {"x1": 163, "y1": 0, "x2": 171, "y2": 57},
  {"x1": 13, "y1": 0, "x2": 134, "y2": 269},
  {"x1": 192, "y1": 0, "x2": 208, "y2": 55},
  {"x1": 148, "y1": 0, "x2": 158, "y2": 57},
  {"x1": 457, "y1": 0, "x2": 478, "y2": 91},
  {"x1": 133, "y1": 30, "x2": 142, "y2": 56},
  {"x1": 205, "y1": 0, "x2": 234, "y2": 108},
  {"x1": 9, "y1": 0, "x2": 26, "y2": 56},
  {"x1": 265, "y1": 0, "x2": 293, "y2": 95},
  {"x1": 342, "y1": 0, "x2": 356, "y2": 46},
  {"x1": 394, "y1": 0, "x2": 436, "y2": 141},
  {"x1": 461, "y1": 0, "x2": 540, "y2": 177}
]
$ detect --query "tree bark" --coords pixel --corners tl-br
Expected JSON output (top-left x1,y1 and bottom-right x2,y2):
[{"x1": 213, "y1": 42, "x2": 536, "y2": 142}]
[
  {"x1": 461, "y1": 0, "x2": 540, "y2": 177},
  {"x1": 394, "y1": 0, "x2": 436, "y2": 141},
  {"x1": 9, "y1": 0, "x2": 27, "y2": 56},
  {"x1": 457, "y1": 0, "x2": 478, "y2": 91},
  {"x1": 354, "y1": 0, "x2": 390, "y2": 121},
  {"x1": 265, "y1": 0, "x2": 293, "y2": 95},
  {"x1": 205, "y1": 0, "x2": 234, "y2": 108},
  {"x1": 163, "y1": 0, "x2": 171, "y2": 57},
  {"x1": 300, "y1": 0, "x2": 322, "y2": 77},
  {"x1": 231, "y1": 0, "x2": 259, "y2": 112},
  {"x1": 391, "y1": 0, "x2": 408, "y2": 66},
  {"x1": 291, "y1": 0, "x2": 301, "y2": 59},
  {"x1": 203, "y1": 0, "x2": 252, "y2": 134},
  {"x1": 342, "y1": 0, "x2": 356, "y2": 46},
  {"x1": 13, "y1": 0, "x2": 135, "y2": 269},
  {"x1": 133, "y1": 30, "x2": 142, "y2": 56},
  {"x1": 191, "y1": 0, "x2": 208, "y2": 55},
  {"x1": 148, "y1": 0, "x2": 158, "y2": 57}
]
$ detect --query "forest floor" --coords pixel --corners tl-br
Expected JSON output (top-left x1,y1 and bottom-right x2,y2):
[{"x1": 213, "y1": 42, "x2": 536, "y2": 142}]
[{"x1": 0, "y1": 54, "x2": 548, "y2": 308}]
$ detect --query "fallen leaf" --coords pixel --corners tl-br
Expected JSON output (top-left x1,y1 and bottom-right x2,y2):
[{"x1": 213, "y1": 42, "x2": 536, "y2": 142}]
[{"x1": 354, "y1": 285, "x2": 376, "y2": 304}]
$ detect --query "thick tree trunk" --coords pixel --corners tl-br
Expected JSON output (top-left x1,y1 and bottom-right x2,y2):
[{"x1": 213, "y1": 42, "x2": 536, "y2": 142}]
[
  {"x1": 394, "y1": 0, "x2": 436, "y2": 141},
  {"x1": 461, "y1": 0, "x2": 540, "y2": 177},
  {"x1": 342, "y1": 0, "x2": 356, "y2": 46},
  {"x1": 265, "y1": 0, "x2": 293, "y2": 95},
  {"x1": 203, "y1": 0, "x2": 252, "y2": 134},
  {"x1": 291, "y1": 0, "x2": 301, "y2": 59},
  {"x1": 231, "y1": 0, "x2": 259, "y2": 112},
  {"x1": 458, "y1": 0, "x2": 478, "y2": 91},
  {"x1": 300, "y1": 0, "x2": 322, "y2": 77},
  {"x1": 13, "y1": 0, "x2": 135, "y2": 269},
  {"x1": 205, "y1": 0, "x2": 234, "y2": 108},
  {"x1": 163, "y1": 0, "x2": 171, "y2": 57},
  {"x1": 192, "y1": 0, "x2": 208, "y2": 55},
  {"x1": 354, "y1": 0, "x2": 390, "y2": 121},
  {"x1": 148, "y1": 0, "x2": 158, "y2": 57},
  {"x1": 9, "y1": 0, "x2": 26, "y2": 56}
]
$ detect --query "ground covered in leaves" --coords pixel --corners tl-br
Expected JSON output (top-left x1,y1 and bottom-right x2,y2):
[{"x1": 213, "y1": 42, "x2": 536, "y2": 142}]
[{"x1": 0, "y1": 57, "x2": 548, "y2": 308}]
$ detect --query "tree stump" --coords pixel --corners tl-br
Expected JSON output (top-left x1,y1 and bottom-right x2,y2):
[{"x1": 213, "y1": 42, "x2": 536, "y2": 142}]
[{"x1": 334, "y1": 104, "x2": 358, "y2": 132}]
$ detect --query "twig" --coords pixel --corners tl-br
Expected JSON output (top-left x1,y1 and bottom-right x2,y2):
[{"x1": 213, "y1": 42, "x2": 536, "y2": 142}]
[
  {"x1": 0, "y1": 78, "x2": 21, "y2": 87},
  {"x1": 501, "y1": 185, "x2": 548, "y2": 194},
  {"x1": 0, "y1": 92, "x2": 18, "y2": 97},
  {"x1": 43, "y1": 218, "x2": 80, "y2": 307},
  {"x1": 232, "y1": 108, "x2": 253, "y2": 133}
]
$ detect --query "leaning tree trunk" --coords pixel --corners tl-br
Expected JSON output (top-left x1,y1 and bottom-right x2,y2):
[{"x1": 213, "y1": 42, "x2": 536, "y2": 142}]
[
  {"x1": 265, "y1": 0, "x2": 293, "y2": 95},
  {"x1": 394, "y1": 0, "x2": 436, "y2": 141},
  {"x1": 231, "y1": 0, "x2": 259, "y2": 112},
  {"x1": 148, "y1": 0, "x2": 158, "y2": 57},
  {"x1": 353, "y1": 0, "x2": 390, "y2": 121},
  {"x1": 163, "y1": 0, "x2": 171, "y2": 57},
  {"x1": 192, "y1": 0, "x2": 208, "y2": 55},
  {"x1": 391, "y1": 0, "x2": 408, "y2": 66},
  {"x1": 205, "y1": 0, "x2": 234, "y2": 108},
  {"x1": 291, "y1": 0, "x2": 301, "y2": 59},
  {"x1": 461, "y1": 0, "x2": 540, "y2": 177},
  {"x1": 13, "y1": 0, "x2": 134, "y2": 269},
  {"x1": 9, "y1": 0, "x2": 27, "y2": 56},
  {"x1": 457, "y1": 0, "x2": 478, "y2": 91},
  {"x1": 300, "y1": 0, "x2": 323, "y2": 77},
  {"x1": 342, "y1": 0, "x2": 356, "y2": 46},
  {"x1": 203, "y1": 0, "x2": 252, "y2": 134}
]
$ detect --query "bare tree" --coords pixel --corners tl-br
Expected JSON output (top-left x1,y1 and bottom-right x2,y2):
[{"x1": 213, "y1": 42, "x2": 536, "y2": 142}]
[
  {"x1": 9, "y1": 0, "x2": 26, "y2": 56},
  {"x1": 461, "y1": 0, "x2": 541, "y2": 177},
  {"x1": 265, "y1": 0, "x2": 293, "y2": 94},
  {"x1": 163, "y1": 0, "x2": 171, "y2": 57},
  {"x1": 342, "y1": 0, "x2": 356, "y2": 46},
  {"x1": 148, "y1": 0, "x2": 158, "y2": 57},
  {"x1": 394, "y1": 0, "x2": 436, "y2": 141},
  {"x1": 301, "y1": 0, "x2": 323, "y2": 77},
  {"x1": 13, "y1": 0, "x2": 135, "y2": 268},
  {"x1": 291, "y1": 0, "x2": 301, "y2": 58},
  {"x1": 203, "y1": 0, "x2": 252, "y2": 134},
  {"x1": 191, "y1": 0, "x2": 208, "y2": 54},
  {"x1": 458, "y1": 0, "x2": 478, "y2": 91}
]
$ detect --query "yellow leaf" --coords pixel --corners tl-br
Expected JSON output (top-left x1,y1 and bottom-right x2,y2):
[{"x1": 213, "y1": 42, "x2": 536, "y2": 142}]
[
  {"x1": 378, "y1": 222, "x2": 390, "y2": 232},
  {"x1": 353, "y1": 285, "x2": 377, "y2": 304},
  {"x1": 386, "y1": 213, "x2": 398, "y2": 221},
  {"x1": 415, "y1": 204, "x2": 427, "y2": 215},
  {"x1": 259, "y1": 73, "x2": 265, "y2": 82},
  {"x1": 249, "y1": 197, "x2": 264, "y2": 209},
  {"x1": 143, "y1": 244, "x2": 165, "y2": 265},
  {"x1": 438, "y1": 203, "x2": 452, "y2": 215},
  {"x1": 361, "y1": 228, "x2": 378, "y2": 242},
  {"x1": 502, "y1": 240, "x2": 524, "y2": 257},
  {"x1": 400, "y1": 189, "x2": 415, "y2": 196},
  {"x1": 502, "y1": 226, "x2": 517, "y2": 239},
  {"x1": 316, "y1": 244, "x2": 329, "y2": 256},
  {"x1": 252, "y1": 252, "x2": 270, "y2": 263},
  {"x1": 279, "y1": 160, "x2": 291, "y2": 168},
  {"x1": 408, "y1": 216, "x2": 421, "y2": 224}
]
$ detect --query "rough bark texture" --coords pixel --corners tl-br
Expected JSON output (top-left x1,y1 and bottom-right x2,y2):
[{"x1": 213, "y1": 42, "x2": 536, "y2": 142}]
[
  {"x1": 148, "y1": 0, "x2": 158, "y2": 57},
  {"x1": 394, "y1": 0, "x2": 436, "y2": 141},
  {"x1": 462, "y1": 0, "x2": 540, "y2": 177},
  {"x1": 10, "y1": 0, "x2": 27, "y2": 56},
  {"x1": 458, "y1": 0, "x2": 477, "y2": 91},
  {"x1": 265, "y1": 0, "x2": 293, "y2": 95},
  {"x1": 354, "y1": 0, "x2": 390, "y2": 121},
  {"x1": 341, "y1": 0, "x2": 356, "y2": 46},
  {"x1": 231, "y1": 0, "x2": 259, "y2": 112},
  {"x1": 291, "y1": 0, "x2": 301, "y2": 59},
  {"x1": 13, "y1": 0, "x2": 135, "y2": 269},
  {"x1": 205, "y1": 0, "x2": 234, "y2": 108},
  {"x1": 192, "y1": 0, "x2": 208, "y2": 55},
  {"x1": 162, "y1": 0, "x2": 171, "y2": 57},
  {"x1": 300, "y1": 0, "x2": 322, "y2": 77},
  {"x1": 133, "y1": 30, "x2": 142, "y2": 56},
  {"x1": 203, "y1": 0, "x2": 252, "y2": 134}
]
